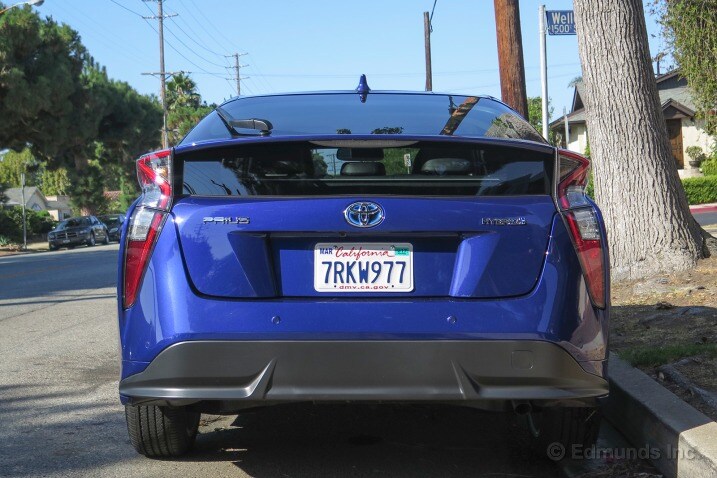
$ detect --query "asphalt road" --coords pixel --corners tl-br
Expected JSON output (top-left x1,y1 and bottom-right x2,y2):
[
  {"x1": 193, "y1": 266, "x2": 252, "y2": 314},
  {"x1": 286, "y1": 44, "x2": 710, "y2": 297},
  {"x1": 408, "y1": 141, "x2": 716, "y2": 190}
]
[{"x1": 0, "y1": 244, "x2": 644, "y2": 478}]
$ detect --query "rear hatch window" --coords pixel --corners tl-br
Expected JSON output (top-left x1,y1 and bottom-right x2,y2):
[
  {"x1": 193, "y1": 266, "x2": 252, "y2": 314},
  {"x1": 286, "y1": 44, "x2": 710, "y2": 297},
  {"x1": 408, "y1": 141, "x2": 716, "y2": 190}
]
[{"x1": 179, "y1": 141, "x2": 553, "y2": 197}]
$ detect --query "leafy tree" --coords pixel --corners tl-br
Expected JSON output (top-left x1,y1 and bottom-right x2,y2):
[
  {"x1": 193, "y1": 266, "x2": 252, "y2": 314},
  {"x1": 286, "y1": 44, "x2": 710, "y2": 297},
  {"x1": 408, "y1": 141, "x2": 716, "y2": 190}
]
[
  {"x1": 167, "y1": 104, "x2": 212, "y2": 145},
  {"x1": 166, "y1": 73, "x2": 212, "y2": 145},
  {"x1": 0, "y1": 149, "x2": 36, "y2": 187},
  {"x1": 167, "y1": 73, "x2": 201, "y2": 110},
  {"x1": 38, "y1": 166, "x2": 71, "y2": 196},
  {"x1": 527, "y1": 96, "x2": 549, "y2": 132},
  {"x1": 650, "y1": 0, "x2": 717, "y2": 134},
  {"x1": 1, "y1": 7, "x2": 162, "y2": 214},
  {"x1": 526, "y1": 97, "x2": 560, "y2": 145},
  {"x1": 312, "y1": 153, "x2": 328, "y2": 176},
  {"x1": 0, "y1": 7, "x2": 87, "y2": 158}
]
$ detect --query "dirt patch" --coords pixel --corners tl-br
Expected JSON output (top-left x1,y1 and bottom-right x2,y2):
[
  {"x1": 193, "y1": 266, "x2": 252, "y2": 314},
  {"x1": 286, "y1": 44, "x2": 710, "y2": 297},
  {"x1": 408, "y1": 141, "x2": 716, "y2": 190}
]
[{"x1": 611, "y1": 255, "x2": 717, "y2": 421}]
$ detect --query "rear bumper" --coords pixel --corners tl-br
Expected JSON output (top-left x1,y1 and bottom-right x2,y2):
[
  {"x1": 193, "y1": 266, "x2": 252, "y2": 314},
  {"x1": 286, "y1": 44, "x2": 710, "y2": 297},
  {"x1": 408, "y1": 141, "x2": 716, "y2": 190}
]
[{"x1": 119, "y1": 340, "x2": 608, "y2": 409}]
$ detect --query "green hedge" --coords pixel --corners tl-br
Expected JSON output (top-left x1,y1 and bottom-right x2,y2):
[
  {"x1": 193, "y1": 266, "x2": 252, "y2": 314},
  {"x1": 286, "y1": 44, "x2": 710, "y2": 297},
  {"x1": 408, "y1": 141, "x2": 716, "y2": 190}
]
[
  {"x1": 702, "y1": 158, "x2": 717, "y2": 176},
  {"x1": 682, "y1": 176, "x2": 717, "y2": 205},
  {"x1": 582, "y1": 171, "x2": 716, "y2": 205}
]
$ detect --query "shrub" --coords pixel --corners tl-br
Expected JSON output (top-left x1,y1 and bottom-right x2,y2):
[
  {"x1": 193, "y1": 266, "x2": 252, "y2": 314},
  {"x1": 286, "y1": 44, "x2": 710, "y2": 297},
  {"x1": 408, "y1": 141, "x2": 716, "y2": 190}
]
[
  {"x1": 586, "y1": 171, "x2": 594, "y2": 198},
  {"x1": 702, "y1": 157, "x2": 717, "y2": 176},
  {"x1": 0, "y1": 208, "x2": 56, "y2": 243},
  {"x1": 686, "y1": 146, "x2": 706, "y2": 164},
  {"x1": 682, "y1": 176, "x2": 717, "y2": 205},
  {"x1": 0, "y1": 210, "x2": 21, "y2": 243}
]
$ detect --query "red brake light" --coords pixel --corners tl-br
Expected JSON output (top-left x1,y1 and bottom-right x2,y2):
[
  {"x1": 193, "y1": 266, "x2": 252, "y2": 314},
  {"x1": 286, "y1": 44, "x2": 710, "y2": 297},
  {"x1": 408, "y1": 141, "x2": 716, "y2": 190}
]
[
  {"x1": 556, "y1": 149, "x2": 607, "y2": 309},
  {"x1": 123, "y1": 149, "x2": 172, "y2": 309},
  {"x1": 123, "y1": 209, "x2": 166, "y2": 308}
]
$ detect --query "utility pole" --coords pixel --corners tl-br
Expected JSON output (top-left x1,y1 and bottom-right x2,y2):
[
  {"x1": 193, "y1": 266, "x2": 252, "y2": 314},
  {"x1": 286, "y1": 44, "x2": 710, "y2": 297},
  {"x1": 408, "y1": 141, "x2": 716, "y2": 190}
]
[
  {"x1": 226, "y1": 52, "x2": 248, "y2": 96},
  {"x1": 20, "y1": 172, "x2": 26, "y2": 251},
  {"x1": 143, "y1": 0, "x2": 177, "y2": 149},
  {"x1": 423, "y1": 11, "x2": 433, "y2": 91},
  {"x1": 494, "y1": 0, "x2": 529, "y2": 119}
]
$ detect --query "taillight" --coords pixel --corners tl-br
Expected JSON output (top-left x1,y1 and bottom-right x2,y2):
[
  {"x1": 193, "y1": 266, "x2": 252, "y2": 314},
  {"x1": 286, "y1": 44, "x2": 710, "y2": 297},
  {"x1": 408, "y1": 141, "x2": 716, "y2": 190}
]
[
  {"x1": 136, "y1": 149, "x2": 172, "y2": 210},
  {"x1": 123, "y1": 149, "x2": 172, "y2": 309},
  {"x1": 556, "y1": 149, "x2": 607, "y2": 309}
]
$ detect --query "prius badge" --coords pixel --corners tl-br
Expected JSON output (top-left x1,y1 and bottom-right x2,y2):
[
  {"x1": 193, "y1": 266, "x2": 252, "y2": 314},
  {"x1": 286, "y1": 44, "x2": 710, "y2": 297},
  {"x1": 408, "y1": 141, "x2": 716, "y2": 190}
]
[{"x1": 203, "y1": 217, "x2": 250, "y2": 225}]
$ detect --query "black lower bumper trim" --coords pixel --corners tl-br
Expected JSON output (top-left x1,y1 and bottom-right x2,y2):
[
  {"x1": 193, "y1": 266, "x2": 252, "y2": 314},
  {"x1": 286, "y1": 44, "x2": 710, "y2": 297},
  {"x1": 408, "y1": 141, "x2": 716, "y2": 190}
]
[{"x1": 120, "y1": 340, "x2": 607, "y2": 406}]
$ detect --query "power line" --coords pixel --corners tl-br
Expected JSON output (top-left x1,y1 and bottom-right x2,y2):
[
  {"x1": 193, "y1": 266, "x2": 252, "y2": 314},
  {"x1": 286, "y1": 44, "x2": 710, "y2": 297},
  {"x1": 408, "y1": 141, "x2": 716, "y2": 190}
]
[
  {"x1": 176, "y1": 0, "x2": 232, "y2": 54},
  {"x1": 54, "y1": 1, "x2": 151, "y2": 66},
  {"x1": 245, "y1": 54, "x2": 274, "y2": 93},
  {"x1": 142, "y1": 19, "x2": 225, "y2": 78},
  {"x1": 107, "y1": 0, "x2": 144, "y2": 17},
  {"x1": 184, "y1": 0, "x2": 236, "y2": 47},
  {"x1": 167, "y1": 16, "x2": 226, "y2": 58},
  {"x1": 163, "y1": 24, "x2": 229, "y2": 68}
]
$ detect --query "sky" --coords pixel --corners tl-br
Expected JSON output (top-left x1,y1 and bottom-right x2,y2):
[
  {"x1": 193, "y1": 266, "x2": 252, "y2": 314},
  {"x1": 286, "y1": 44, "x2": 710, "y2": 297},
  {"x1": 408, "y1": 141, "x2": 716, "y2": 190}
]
[{"x1": 31, "y1": 0, "x2": 668, "y2": 120}]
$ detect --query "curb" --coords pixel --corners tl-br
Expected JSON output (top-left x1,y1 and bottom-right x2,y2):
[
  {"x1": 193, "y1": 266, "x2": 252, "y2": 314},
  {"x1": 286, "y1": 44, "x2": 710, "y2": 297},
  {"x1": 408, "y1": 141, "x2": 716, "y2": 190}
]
[
  {"x1": 690, "y1": 204, "x2": 717, "y2": 214},
  {"x1": 603, "y1": 355, "x2": 717, "y2": 478}
]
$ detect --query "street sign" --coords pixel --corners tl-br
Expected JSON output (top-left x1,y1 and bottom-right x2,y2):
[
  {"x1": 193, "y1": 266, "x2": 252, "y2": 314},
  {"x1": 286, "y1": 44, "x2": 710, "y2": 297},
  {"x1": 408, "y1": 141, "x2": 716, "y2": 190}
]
[{"x1": 545, "y1": 10, "x2": 576, "y2": 35}]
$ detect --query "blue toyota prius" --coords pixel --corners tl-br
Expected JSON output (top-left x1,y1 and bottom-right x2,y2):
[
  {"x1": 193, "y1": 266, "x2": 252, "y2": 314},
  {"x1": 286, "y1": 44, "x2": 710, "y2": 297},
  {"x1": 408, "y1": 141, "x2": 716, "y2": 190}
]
[{"x1": 117, "y1": 83, "x2": 609, "y2": 458}]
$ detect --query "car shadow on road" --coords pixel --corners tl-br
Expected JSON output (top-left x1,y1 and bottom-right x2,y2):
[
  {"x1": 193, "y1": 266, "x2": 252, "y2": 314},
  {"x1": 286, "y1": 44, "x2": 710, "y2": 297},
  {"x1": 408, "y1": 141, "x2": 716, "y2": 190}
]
[
  {"x1": 184, "y1": 403, "x2": 559, "y2": 477},
  {"x1": 0, "y1": 294, "x2": 117, "y2": 308},
  {"x1": 0, "y1": 247, "x2": 119, "y2": 301}
]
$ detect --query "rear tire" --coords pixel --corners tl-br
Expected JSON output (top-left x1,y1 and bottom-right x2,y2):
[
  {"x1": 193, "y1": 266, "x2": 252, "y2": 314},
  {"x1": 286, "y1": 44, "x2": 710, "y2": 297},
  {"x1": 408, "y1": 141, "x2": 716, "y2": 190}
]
[
  {"x1": 103, "y1": 231, "x2": 110, "y2": 245},
  {"x1": 125, "y1": 405, "x2": 200, "y2": 458},
  {"x1": 87, "y1": 233, "x2": 96, "y2": 247},
  {"x1": 532, "y1": 407, "x2": 601, "y2": 461}
]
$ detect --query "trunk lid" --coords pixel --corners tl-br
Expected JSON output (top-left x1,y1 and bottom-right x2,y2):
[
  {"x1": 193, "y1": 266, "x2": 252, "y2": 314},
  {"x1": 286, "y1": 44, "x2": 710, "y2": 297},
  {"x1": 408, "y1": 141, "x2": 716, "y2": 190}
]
[{"x1": 172, "y1": 196, "x2": 555, "y2": 298}]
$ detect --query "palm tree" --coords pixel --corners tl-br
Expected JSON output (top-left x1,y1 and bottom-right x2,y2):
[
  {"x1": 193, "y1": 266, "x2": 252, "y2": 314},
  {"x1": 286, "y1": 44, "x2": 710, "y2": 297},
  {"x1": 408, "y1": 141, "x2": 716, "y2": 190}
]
[{"x1": 166, "y1": 73, "x2": 201, "y2": 110}]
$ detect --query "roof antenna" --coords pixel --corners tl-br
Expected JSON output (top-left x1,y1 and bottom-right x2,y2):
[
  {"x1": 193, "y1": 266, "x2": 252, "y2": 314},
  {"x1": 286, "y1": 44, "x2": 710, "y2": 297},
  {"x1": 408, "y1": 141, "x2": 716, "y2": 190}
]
[{"x1": 356, "y1": 74, "x2": 370, "y2": 103}]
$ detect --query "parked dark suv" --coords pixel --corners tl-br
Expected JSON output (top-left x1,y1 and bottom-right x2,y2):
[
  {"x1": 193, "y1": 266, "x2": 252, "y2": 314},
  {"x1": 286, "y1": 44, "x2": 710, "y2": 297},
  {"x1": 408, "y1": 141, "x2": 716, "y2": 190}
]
[
  {"x1": 99, "y1": 214, "x2": 126, "y2": 242},
  {"x1": 48, "y1": 216, "x2": 109, "y2": 250}
]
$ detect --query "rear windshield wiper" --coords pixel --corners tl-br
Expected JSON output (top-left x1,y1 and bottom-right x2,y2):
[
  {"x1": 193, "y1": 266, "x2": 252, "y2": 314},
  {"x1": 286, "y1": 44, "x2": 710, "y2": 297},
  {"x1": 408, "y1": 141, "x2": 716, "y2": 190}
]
[{"x1": 215, "y1": 106, "x2": 273, "y2": 137}]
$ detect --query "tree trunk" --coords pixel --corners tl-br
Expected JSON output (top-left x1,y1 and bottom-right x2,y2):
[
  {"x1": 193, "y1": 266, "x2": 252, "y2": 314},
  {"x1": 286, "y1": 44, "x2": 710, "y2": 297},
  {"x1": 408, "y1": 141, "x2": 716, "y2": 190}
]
[
  {"x1": 573, "y1": 0, "x2": 705, "y2": 281},
  {"x1": 494, "y1": 0, "x2": 529, "y2": 119}
]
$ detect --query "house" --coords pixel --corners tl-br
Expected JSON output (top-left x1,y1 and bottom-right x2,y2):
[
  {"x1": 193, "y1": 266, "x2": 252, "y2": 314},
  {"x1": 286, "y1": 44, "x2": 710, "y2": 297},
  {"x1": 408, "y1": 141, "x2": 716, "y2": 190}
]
[
  {"x1": 550, "y1": 71, "x2": 716, "y2": 176},
  {"x1": 3, "y1": 187, "x2": 73, "y2": 221}
]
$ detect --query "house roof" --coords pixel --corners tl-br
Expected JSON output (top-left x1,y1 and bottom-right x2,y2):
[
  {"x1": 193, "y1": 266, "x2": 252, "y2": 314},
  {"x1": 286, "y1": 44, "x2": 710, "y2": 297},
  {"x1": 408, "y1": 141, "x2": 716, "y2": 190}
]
[
  {"x1": 549, "y1": 108, "x2": 586, "y2": 129},
  {"x1": 550, "y1": 70, "x2": 698, "y2": 131},
  {"x1": 662, "y1": 98, "x2": 695, "y2": 119},
  {"x1": 45, "y1": 195, "x2": 71, "y2": 210},
  {"x1": 571, "y1": 82, "x2": 585, "y2": 112},
  {"x1": 3, "y1": 187, "x2": 44, "y2": 208}
]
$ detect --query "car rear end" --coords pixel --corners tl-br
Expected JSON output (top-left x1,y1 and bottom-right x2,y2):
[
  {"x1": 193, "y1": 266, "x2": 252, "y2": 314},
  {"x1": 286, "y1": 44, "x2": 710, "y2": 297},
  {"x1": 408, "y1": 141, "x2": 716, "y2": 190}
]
[{"x1": 117, "y1": 92, "x2": 609, "y2": 457}]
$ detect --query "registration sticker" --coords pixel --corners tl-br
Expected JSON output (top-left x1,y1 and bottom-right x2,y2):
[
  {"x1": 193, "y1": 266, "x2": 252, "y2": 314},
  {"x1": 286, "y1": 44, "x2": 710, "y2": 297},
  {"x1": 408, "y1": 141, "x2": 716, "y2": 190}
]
[{"x1": 314, "y1": 243, "x2": 414, "y2": 292}]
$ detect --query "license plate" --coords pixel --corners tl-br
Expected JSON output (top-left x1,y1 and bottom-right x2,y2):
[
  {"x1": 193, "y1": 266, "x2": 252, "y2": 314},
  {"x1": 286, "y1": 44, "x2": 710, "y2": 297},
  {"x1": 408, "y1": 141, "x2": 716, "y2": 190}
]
[
  {"x1": 62, "y1": 239, "x2": 70, "y2": 244},
  {"x1": 314, "y1": 242, "x2": 414, "y2": 292}
]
